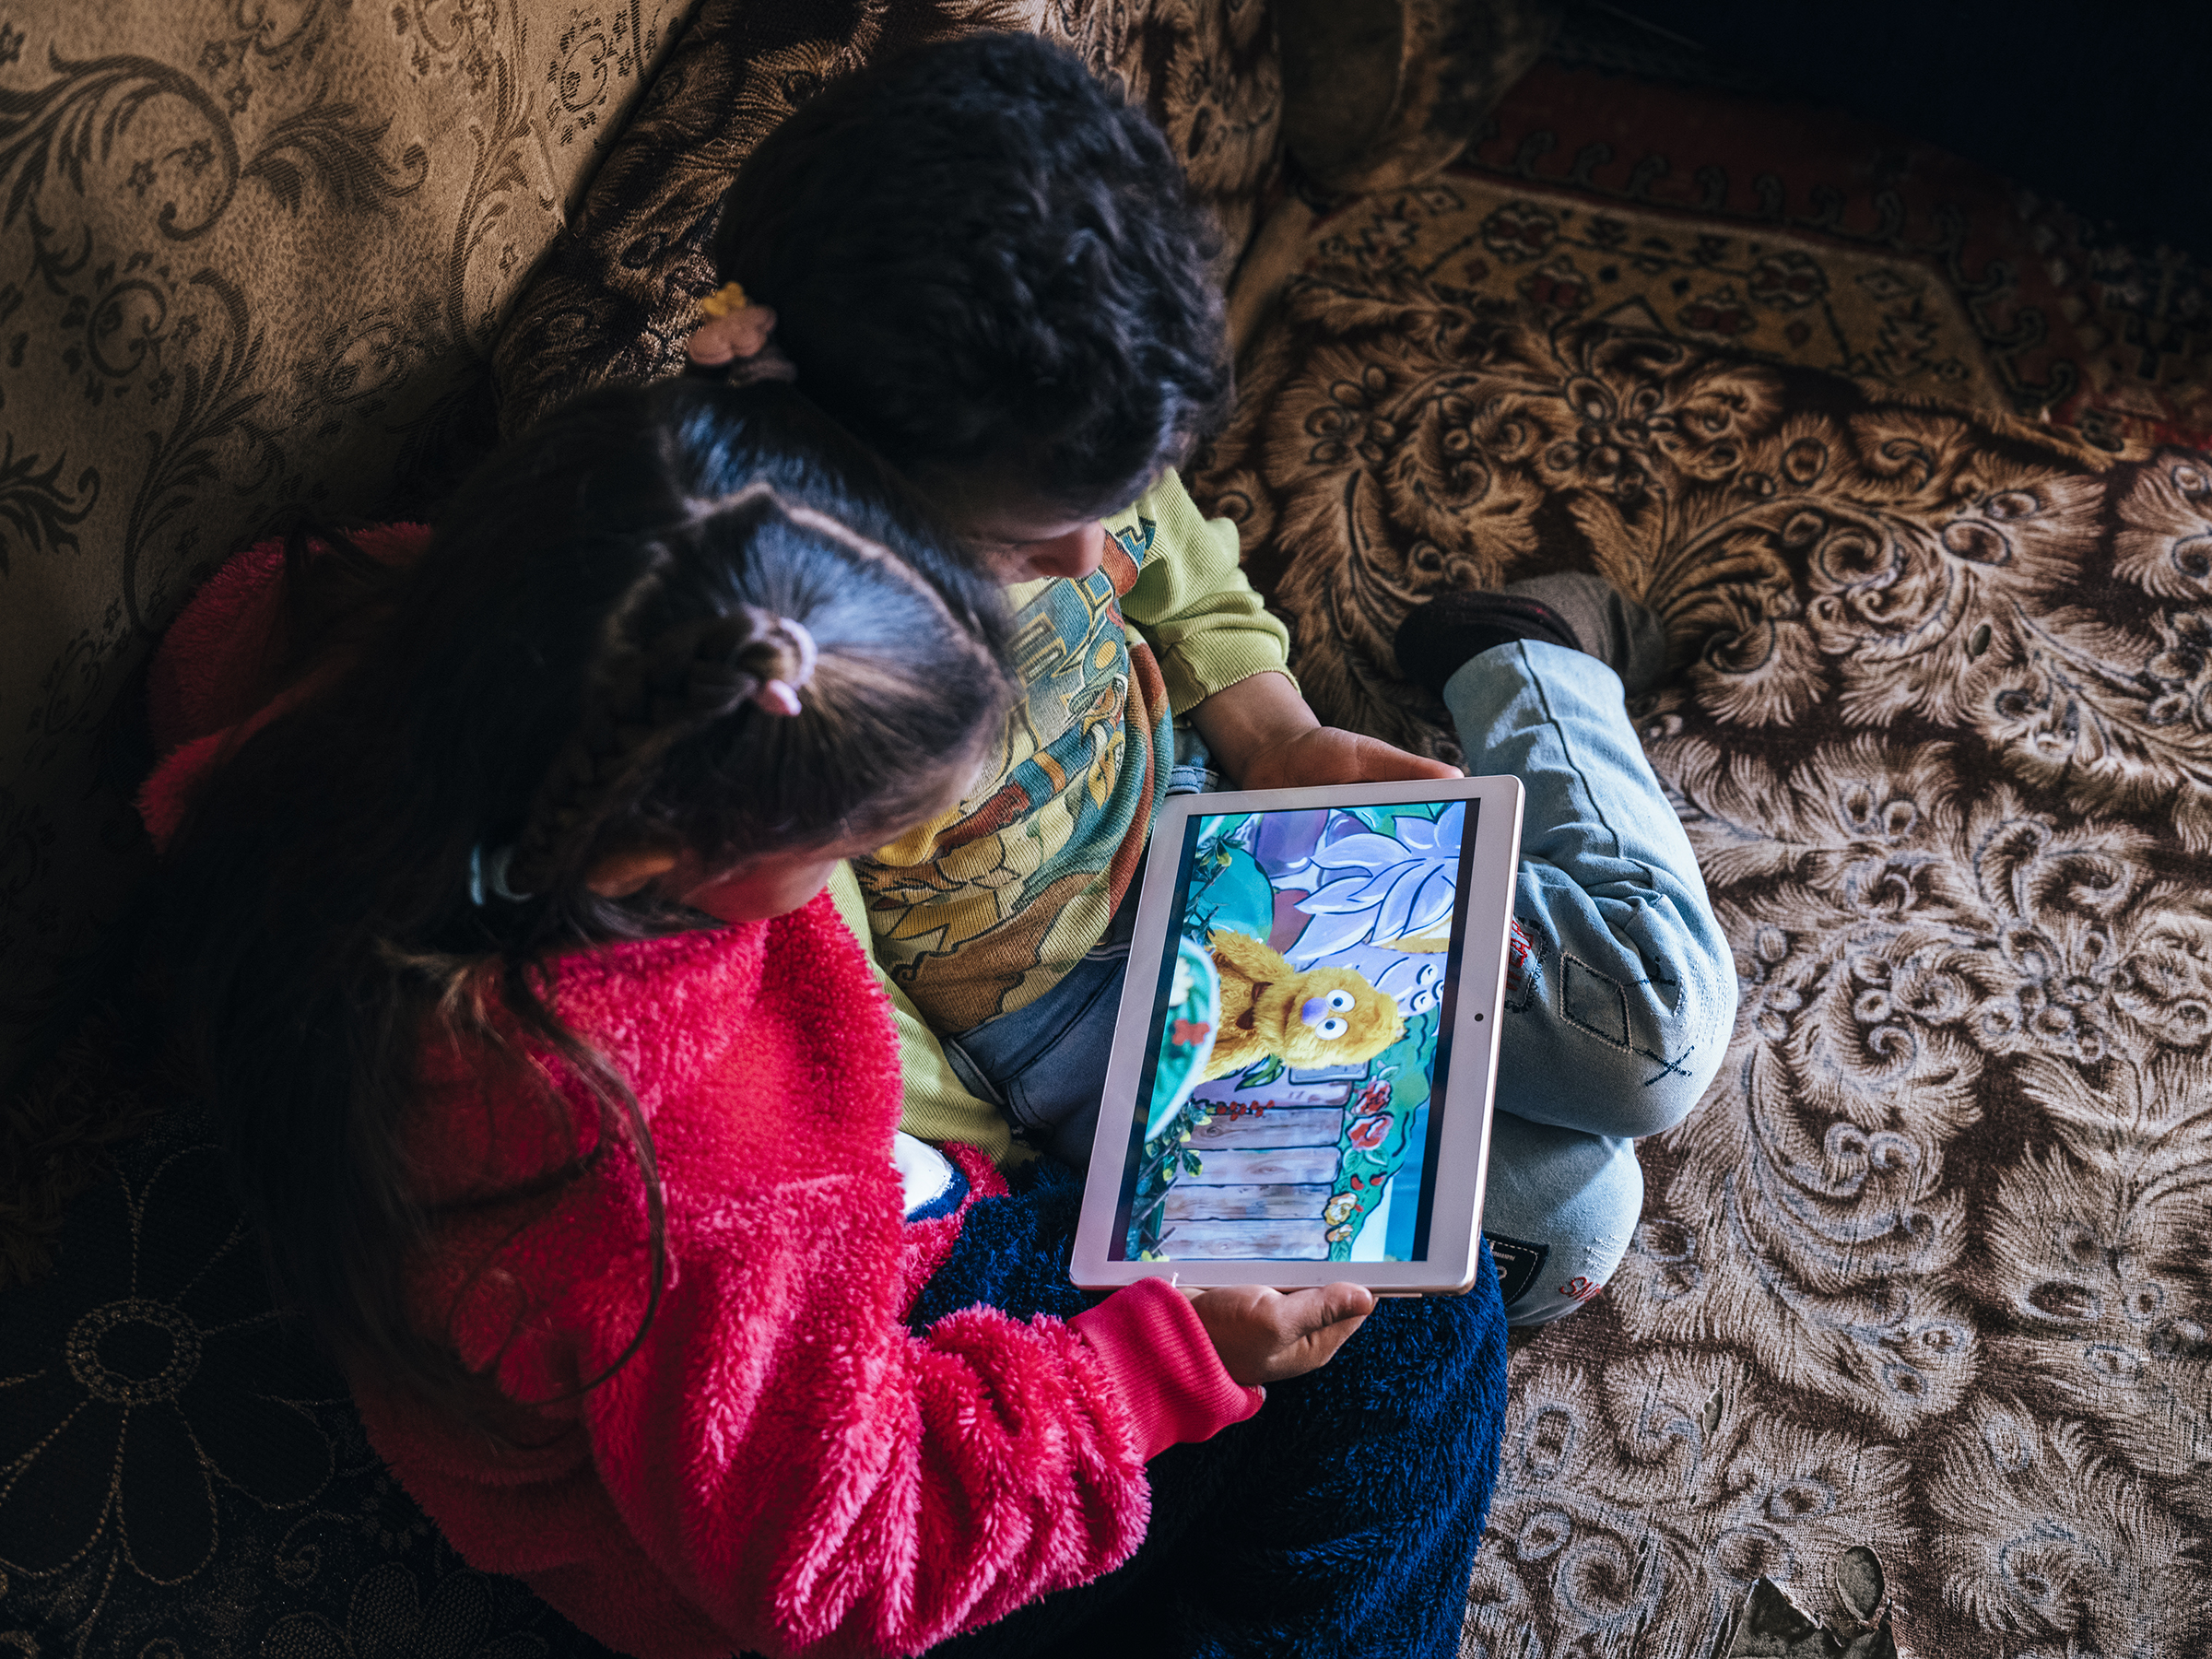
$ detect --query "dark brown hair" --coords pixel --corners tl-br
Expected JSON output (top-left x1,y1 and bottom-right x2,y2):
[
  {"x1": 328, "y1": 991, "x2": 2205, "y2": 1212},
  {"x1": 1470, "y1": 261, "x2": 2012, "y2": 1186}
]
[
  {"x1": 712, "y1": 30, "x2": 1230, "y2": 521},
  {"x1": 156, "y1": 378, "x2": 1010, "y2": 1406}
]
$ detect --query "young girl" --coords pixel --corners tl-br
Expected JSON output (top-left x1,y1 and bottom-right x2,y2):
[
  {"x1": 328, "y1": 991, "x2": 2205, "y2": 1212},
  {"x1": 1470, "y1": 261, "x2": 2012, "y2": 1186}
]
[{"x1": 143, "y1": 379, "x2": 1505, "y2": 1659}]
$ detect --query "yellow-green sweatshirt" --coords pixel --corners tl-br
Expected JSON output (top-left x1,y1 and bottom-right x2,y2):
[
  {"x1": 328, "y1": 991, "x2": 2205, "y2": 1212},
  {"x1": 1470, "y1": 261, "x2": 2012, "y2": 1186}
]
[
  {"x1": 834, "y1": 471, "x2": 1290, "y2": 1166},
  {"x1": 852, "y1": 469, "x2": 1289, "y2": 1037}
]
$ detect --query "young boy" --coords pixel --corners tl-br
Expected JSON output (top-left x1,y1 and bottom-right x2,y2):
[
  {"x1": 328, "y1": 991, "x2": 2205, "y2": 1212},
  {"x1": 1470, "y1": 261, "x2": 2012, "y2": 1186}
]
[{"x1": 688, "y1": 31, "x2": 1737, "y2": 1324}]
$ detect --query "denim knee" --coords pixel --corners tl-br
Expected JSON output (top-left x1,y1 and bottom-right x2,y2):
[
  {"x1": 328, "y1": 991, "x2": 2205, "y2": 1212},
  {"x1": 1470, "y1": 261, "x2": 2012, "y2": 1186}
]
[
  {"x1": 1641, "y1": 956, "x2": 1737, "y2": 1137},
  {"x1": 1499, "y1": 927, "x2": 1736, "y2": 1142},
  {"x1": 1610, "y1": 971, "x2": 1734, "y2": 1141}
]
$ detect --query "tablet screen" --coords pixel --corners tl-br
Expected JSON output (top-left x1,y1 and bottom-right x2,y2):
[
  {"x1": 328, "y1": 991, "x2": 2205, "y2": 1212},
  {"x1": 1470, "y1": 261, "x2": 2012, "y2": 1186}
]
[{"x1": 1107, "y1": 797, "x2": 1482, "y2": 1265}]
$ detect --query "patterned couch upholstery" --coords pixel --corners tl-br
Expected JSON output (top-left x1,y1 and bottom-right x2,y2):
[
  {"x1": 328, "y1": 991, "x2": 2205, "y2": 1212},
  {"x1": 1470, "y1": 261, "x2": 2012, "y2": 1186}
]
[{"x1": 0, "y1": 0, "x2": 699, "y2": 1083}]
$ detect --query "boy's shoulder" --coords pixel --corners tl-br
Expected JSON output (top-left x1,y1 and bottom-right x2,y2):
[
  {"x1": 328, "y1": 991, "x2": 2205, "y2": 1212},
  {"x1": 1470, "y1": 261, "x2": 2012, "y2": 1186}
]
[
  {"x1": 1100, "y1": 469, "x2": 1191, "y2": 543},
  {"x1": 1102, "y1": 468, "x2": 1230, "y2": 579}
]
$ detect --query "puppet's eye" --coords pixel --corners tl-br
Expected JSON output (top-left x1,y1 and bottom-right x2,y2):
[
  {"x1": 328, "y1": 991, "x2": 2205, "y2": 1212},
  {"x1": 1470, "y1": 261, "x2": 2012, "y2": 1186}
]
[
  {"x1": 1325, "y1": 990, "x2": 1356, "y2": 1012},
  {"x1": 1317, "y1": 1016, "x2": 1348, "y2": 1040}
]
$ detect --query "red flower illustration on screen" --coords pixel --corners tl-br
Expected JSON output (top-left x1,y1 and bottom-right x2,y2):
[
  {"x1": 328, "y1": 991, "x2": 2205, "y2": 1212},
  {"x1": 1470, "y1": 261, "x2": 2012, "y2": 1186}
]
[
  {"x1": 1354, "y1": 1079, "x2": 1394, "y2": 1117},
  {"x1": 1347, "y1": 1114, "x2": 1391, "y2": 1150},
  {"x1": 1171, "y1": 1018, "x2": 1212, "y2": 1048}
]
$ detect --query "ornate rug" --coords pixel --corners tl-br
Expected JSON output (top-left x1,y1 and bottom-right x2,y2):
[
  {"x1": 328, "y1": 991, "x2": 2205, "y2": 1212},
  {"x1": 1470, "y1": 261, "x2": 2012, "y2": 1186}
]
[
  {"x1": 1235, "y1": 58, "x2": 2212, "y2": 458},
  {"x1": 1190, "y1": 277, "x2": 2212, "y2": 1653}
]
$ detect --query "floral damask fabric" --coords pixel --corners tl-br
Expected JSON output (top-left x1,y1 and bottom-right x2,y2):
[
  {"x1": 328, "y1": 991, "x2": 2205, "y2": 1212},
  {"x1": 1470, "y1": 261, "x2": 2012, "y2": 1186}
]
[
  {"x1": 1463, "y1": 59, "x2": 2212, "y2": 453},
  {"x1": 0, "y1": 1099, "x2": 609, "y2": 1655},
  {"x1": 1277, "y1": 175, "x2": 2008, "y2": 412},
  {"x1": 1232, "y1": 56, "x2": 2212, "y2": 461},
  {"x1": 1188, "y1": 272, "x2": 2212, "y2": 1651},
  {"x1": 0, "y1": 0, "x2": 695, "y2": 1085}
]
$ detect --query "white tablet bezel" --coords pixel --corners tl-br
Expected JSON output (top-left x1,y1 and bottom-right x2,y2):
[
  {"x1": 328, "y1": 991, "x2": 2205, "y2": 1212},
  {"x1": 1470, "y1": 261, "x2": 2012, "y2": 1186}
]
[{"x1": 1070, "y1": 773, "x2": 1524, "y2": 1294}]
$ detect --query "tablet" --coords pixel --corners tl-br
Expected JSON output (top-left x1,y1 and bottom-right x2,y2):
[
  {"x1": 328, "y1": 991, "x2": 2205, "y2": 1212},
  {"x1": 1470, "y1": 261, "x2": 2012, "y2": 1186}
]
[{"x1": 1071, "y1": 775, "x2": 1524, "y2": 1294}]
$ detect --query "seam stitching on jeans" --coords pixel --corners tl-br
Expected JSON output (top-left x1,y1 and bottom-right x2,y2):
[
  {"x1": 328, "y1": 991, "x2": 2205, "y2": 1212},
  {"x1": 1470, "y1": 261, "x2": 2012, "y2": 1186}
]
[
  {"x1": 1517, "y1": 637, "x2": 1624, "y2": 861},
  {"x1": 1640, "y1": 1041, "x2": 1698, "y2": 1086},
  {"x1": 1559, "y1": 950, "x2": 1633, "y2": 1050}
]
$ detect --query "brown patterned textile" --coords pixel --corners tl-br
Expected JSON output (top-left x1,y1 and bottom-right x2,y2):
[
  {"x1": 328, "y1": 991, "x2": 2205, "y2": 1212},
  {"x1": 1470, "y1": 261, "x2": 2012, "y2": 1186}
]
[
  {"x1": 0, "y1": 0, "x2": 696, "y2": 1083},
  {"x1": 1231, "y1": 57, "x2": 2212, "y2": 464},
  {"x1": 1188, "y1": 273, "x2": 2212, "y2": 1651}
]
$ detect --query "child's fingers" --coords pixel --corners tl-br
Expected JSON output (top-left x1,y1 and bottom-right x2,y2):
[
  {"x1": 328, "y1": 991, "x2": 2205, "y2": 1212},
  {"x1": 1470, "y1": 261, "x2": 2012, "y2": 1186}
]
[
  {"x1": 1290, "y1": 1311, "x2": 1370, "y2": 1373},
  {"x1": 686, "y1": 306, "x2": 779, "y2": 366},
  {"x1": 1343, "y1": 731, "x2": 1462, "y2": 782},
  {"x1": 1251, "y1": 727, "x2": 1461, "y2": 789},
  {"x1": 1279, "y1": 1281, "x2": 1375, "y2": 1342},
  {"x1": 1314, "y1": 1280, "x2": 1380, "y2": 1324},
  {"x1": 1265, "y1": 1285, "x2": 1372, "y2": 1379},
  {"x1": 1186, "y1": 1281, "x2": 1381, "y2": 1383}
]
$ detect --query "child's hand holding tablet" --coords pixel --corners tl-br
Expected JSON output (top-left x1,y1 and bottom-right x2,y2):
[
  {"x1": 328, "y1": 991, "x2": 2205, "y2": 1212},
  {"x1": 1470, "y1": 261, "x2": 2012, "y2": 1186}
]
[{"x1": 1073, "y1": 775, "x2": 1524, "y2": 1295}]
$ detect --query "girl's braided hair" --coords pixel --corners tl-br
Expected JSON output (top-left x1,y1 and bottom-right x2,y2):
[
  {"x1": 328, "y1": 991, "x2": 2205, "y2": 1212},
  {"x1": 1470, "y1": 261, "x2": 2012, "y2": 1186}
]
[
  {"x1": 506, "y1": 596, "x2": 807, "y2": 891},
  {"x1": 157, "y1": 379, "x2": 1011, "y2": 1413},
  {"x1": 500, "y1": 481, "x2": 988, "y2": 896}
]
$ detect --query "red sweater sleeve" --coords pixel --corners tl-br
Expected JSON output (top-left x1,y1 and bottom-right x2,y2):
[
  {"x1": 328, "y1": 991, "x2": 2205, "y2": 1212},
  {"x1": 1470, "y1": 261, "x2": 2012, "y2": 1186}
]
[
  {"x1": 425, "y1": 1167, "x2": 1248, "y2": 1657},
  {"x1": 371, "y1": 912, "x2": 1259, "y2": 1659},
  {"x1": 1073, "y1": 1280, "x2": 1264, "y2": 1459}
]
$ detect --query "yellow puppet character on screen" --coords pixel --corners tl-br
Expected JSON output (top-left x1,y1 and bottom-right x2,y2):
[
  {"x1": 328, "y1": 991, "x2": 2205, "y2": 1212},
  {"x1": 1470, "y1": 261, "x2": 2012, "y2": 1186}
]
[{"x1": 1201, "y1": 928, "x2": 1406, "y2": 1082}]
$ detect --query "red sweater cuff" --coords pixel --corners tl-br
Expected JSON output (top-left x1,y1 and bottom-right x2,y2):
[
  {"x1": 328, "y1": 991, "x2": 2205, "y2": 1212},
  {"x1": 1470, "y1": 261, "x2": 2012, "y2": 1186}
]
[{"x1": 1072, "y1": 1278, "x2": 1265, "y2": 1460}]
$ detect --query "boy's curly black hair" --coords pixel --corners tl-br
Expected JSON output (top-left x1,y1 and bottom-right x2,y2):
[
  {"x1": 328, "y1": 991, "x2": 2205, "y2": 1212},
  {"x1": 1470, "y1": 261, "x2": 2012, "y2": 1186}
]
[{"x1": 712, "y1": 31, "x2": 1230, "y2": 522}]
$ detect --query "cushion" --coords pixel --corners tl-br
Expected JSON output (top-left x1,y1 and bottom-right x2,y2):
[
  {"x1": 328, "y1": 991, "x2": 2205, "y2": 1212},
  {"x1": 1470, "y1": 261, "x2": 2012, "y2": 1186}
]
[
  {"x1": 1274, "y1": 0, "x2": 1559, "y2": 194},
  {"x1": 0, "y1": 0, "x2": 695, "y2": 1085},
  {"x1": 0, "y1": 1076, "x2": 618, "y2": 1653}
]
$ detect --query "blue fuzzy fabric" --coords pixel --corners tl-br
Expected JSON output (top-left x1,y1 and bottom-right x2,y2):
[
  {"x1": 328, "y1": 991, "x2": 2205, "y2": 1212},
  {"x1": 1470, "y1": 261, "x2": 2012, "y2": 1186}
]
[
  {"x1": 912, "y1": 1157, "x2": 1510, "y2": 1659},
  {"x1": 906, "y1": 1154, "x2": 1092, "y2": 1332}
]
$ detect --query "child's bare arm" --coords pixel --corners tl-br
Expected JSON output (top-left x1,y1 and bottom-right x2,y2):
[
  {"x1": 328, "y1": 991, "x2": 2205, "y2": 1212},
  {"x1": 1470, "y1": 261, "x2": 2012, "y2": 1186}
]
[{"x1": 1189, "y1": 668, "x2": 1459, "y2": 790}]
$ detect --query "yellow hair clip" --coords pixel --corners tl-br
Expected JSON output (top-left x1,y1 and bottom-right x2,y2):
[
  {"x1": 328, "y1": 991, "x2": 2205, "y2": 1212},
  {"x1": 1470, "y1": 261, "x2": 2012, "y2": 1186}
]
[{"x1": 699, "y1": 281, "x2": 751, "y2": 319}]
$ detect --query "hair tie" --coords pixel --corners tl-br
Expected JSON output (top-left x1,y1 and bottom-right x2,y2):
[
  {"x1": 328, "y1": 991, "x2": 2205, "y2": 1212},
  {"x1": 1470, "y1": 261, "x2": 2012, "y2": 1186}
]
[
  {"x1": 468, "y1": 842, "x2": 535, "y2": 906},
  {"x1": 752, "y1": 618, "x2": 818, "y2": 717},
  {"x1": 686, "y1": 280, "x2": 800, "y2": 388}
]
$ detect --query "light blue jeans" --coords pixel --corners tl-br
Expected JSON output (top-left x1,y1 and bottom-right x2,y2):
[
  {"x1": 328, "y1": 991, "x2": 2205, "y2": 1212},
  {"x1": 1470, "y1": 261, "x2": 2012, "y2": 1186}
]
[{"x1": 946, "y1": 642, "x2": 1737, "y2": 1324}]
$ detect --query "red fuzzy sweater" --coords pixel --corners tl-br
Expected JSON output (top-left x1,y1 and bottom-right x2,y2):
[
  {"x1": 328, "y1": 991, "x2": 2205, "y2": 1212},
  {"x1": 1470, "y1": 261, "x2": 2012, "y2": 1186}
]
[{"x1": 140, "y1": 533, "x2": 1262, "y2": 1659}]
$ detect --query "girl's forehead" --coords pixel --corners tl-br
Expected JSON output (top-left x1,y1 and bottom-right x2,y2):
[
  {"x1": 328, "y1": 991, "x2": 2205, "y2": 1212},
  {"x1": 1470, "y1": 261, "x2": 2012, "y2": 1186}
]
[
  {"x1": 922, "y1": 471, "x2": 1101, "y2": 549},
  {"x1": 954, "y1": 502, "x2": 1097, "y2": 548}
]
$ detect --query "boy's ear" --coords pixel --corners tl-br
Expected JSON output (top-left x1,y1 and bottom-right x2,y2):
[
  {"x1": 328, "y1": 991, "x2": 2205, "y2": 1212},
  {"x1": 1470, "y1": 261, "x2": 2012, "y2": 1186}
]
[{"x1": 584, "y1": 846, "x2": 683, "y2": 898}]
